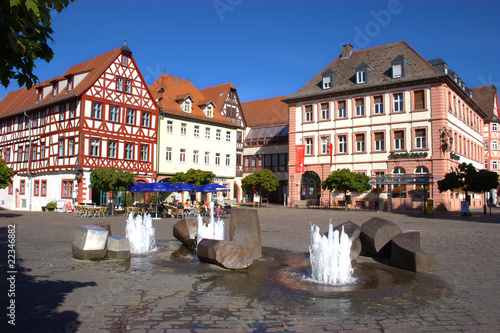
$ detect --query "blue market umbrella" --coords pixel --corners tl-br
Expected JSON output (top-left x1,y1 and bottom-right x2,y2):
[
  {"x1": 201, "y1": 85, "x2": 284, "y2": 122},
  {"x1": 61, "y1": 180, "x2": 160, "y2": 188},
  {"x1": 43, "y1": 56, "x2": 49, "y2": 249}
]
[
  {"x1": 172, "y1": 183, "x2": 198, "y2": 192},
  {"x1": 196, "y1": 183, "x2": 230, "y2": 193},
  {"x1": 129, "y1": 182, "x2": 176, "y2": 192},
  {"x1": 129, "y1": 182, "x2": 147, "y2": 192}
]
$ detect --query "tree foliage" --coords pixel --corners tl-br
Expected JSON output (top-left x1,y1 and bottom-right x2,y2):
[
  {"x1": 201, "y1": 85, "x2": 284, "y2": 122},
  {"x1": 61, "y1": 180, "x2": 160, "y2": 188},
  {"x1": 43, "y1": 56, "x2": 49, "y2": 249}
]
[
  {"x1": 89, "y1": 167, "x2": 136, "y2": 192},
  {"x1": 168, "y1": 168, "x2": 215, "y2": 187},
  {"x1": 0, "y1": 0, "x2": 74, "y2": 88},
  {"x1": 0, "y1": 157, "x2": 14, "y2": 189},
  {"x1": 438, "y1": 163, "x2": 499, "y2": 195},
  {"x1": 241, "y1": 169, "x2": 279, "y2": 195},
  {"x1": 321, "y1": 168, "x2": 371, "y2": 210}
]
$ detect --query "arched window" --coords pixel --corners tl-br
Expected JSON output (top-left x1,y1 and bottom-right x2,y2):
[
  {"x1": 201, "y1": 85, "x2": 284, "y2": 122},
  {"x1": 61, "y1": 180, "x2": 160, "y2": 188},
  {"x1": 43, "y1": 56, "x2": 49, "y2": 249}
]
[
  {"x1": 393, "y1": 166, "x2": 406, "y2": 174},
  {"x1": 415, "y1": 166, "x2": 429, "y2": 174}
]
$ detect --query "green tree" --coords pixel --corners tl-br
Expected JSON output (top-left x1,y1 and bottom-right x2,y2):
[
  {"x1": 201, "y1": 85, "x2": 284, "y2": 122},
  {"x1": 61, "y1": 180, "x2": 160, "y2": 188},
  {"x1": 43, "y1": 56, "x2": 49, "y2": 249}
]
[
  {"x1": 0, "y1": 157, "x2": 14, "y2": 189},
  {"x1": 438, "y1": 163, "x2": 499, "y2": 213},
  {"x1": 89, "y1": 167, "x2": 136, "y2": 215},
  {"x1": 321, "y1": 168, "x2": 371, "y2": 211},
  {"x1": 0, "y1": 0, "x2": 74, "y2": 88},
  {"x1": 241, "y1": 169, "x2": 279, "y2": 206},
  {"x1": 169, "y1": 168, "x2": 215, "y2": 187}
]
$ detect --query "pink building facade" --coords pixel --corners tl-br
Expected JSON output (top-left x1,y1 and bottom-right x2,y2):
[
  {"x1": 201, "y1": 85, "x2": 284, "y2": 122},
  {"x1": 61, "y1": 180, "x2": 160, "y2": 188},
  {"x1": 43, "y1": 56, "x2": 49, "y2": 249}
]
[{"x1": 284, "y1": 42, "x2": 486, "y2": 212}]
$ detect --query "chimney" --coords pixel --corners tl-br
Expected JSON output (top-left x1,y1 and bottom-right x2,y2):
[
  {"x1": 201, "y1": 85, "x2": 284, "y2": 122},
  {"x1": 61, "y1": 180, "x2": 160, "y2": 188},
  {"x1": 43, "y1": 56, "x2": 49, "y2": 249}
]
[{"x1": 341, "y1": 44, "x2": 353, "y2": 59}]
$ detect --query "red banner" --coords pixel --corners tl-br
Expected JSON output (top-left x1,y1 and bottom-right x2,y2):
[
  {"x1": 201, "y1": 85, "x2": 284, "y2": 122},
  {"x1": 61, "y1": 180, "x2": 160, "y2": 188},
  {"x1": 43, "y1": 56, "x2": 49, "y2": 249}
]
[
  {"x1": 295, "y1": 145, "x2": 305, "y2": 174},
  {"x1": 329, "y1": 142, "x2": 333, "y2": 168}
]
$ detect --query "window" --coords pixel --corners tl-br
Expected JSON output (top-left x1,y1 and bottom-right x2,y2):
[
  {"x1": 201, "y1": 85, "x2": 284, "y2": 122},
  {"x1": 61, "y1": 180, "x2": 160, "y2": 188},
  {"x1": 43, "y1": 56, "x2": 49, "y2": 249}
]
[
  {"x1": 374, "y1": 96, "x2": 383, "y2": 114},
  {"x1": 393, "y1": 93, "x2": 404, "y2": 112},
  {"x1": 17, "y1": 147, "x2": 22, "y2": 162},
  {"x1": 140, "y1": 145, "x2": 148, "y2": 161},
  {"x1": 305, "y1": 138, "x2": 313, "y2": 155},
  {"x1": 320, "y1": 103, "x2": 329, "y2": 120},
  {"x1": 226, "y1": 131, "x2": 231, "y2": 142},
  {"x1": 142, "y1": 112, "x2": 151, "y2": 127},
  {"x1": 226, "y1": 154, "x2": 230, "y2": 166},
  {"x1": 108, "y1": 141, "x2": 117, "y2": 158},
  {"x1": 180, "y1": 123, "x2": 187, "y2": 135},
  {"x1": 415, "y1": 166, "x2": 429, "y2": 174},
  {"x1": 485, "y1": 160, "x2": 489, "y2": 169},
  {"x1": 122, "y1": 56, "x2": 129, "y2": 66},
  {"x1": 337, "y1": 101, "x2": 346, "y2": 118},
  {"x1": 355, "y1": 133, "x2": 365, "y2": 152},
  {"x1": 414, "y1": 90, "x2": 425, "y2": 110},
  {"x1": 166, "y1": 147, "x2": 172, "y2": 161},
  {"x1": 180, "y1": 148, "x2": 186, "y2": 162},
  {"x1": 355, "y1": 98, "x2": 364, "y2": 116},
  {"x1": 67, "y1": 78, "x2": 73, "y2": 92},
  {"x1": 204, "y1": 151, "x2": 210, "y2": 164},
  {"x1": 323, "y1": 76, "x2": 331, "y2": 89},
  {"x1": 41, "y1": 180, "x2": 47, "y2": 196},
  {"x1": 393, "y1": 166, "x2": 406, "y2": 174},
  {"x1": 216, "y1": 129, "x2": 221, "y2": 141},
  {"x1": 304, "y1": 105, "x2": 313, "y2": 122},
  {"x1": 91, "y1": 139, "x2": 100, "y2": 157},
  {"x1": 374, "y1": 132, "x2": 385, "y2": 151},
  {"x1": 40, "y1": 143, "x2": 45, "y2": 160},
  {"x1": 126, "y1": 109, "x2": 135, "y2": 125},
  {"x1": 62, "y1": 180, "x2": 73, "y2": 199},
  {"x1": 415, "y1": 129, "x2": 427, "y2": 149},
  {"x1": 60, "y1": 108, "x2": 65, "y2": 121},
  {"x1": 59, "y1": 140, "x2": 64, "y2": 157},
  {"x1": 41, "y1": 111, "x2": 45, "y2": 126},
  {"x1": 69, "y1": 102, "x2": 76, "y2": 119},
  {"x1": 205, "y1": 127, "x2": 211, "y2": 139},
  {"x1": 125, "y1": 143, "x2": 133, "y2": 160},
  {"x1": 68, "y1": 138, "x2": 74, "y2": 156},
  {"x1": 356, "y1": 70, "x2": 366, "y2": 84},
  {"x1": 34, "y1": 180, "x2": 39, "y2": 196},
  {"x1": 20, "y1": 180, "x2": 25, "y2": 194},
  {"x1": 117, "y1": 77, "x2": 123, "y2": 91},
  {"x1": 125, "y1": 80, "x2": 131, "y2": 93},
  {"x1": 92, "y1": 102, "x2": 102, "y2": 119},
  {"x1": 392, "y1": 64, "x2": 402, "y2": 78},
  {"x1": 492, "y1": 141, "x2": 498, "y2": 151},
  {"x1": 485, "y1": 141, "x2": 489, "y2": 150},
  {"x1": 492, "y1": 123, "x2": 498, "y2": 131},
  {"x1": 193, "y1": 150, "x2": 199, "y2": 163},
  {"x1": 321, "y1": 136, "x2": 330, "y2": 154},
  {"x1": 184, "y1": 99, "x2": 192, "y2": 112},
  {"x1": 5, "y1": 149, "x2": 10, "y2": 163},
  {"x1": 24, "y1": 144, "x2": 29, "y2": 161},
  {"x1": 338, "y1": 135, "x2": 347, "y2": 153},
  {"x1": 394, "y1": 131, "x2": 405, "y2": 150},
  {"x1": 206, "y1": 105, "x2": 213, "y2": 117},
  {"x1": 215, "y1": 153, "x2": 221, "y2": 165},
  {"x1": 52, "y1": 83, "x2": 58, "y2": 97},
  {"x1": 167, "y1": 120, "x2": 173, "y2": 133},
  {"x1": 493, "y1": 161, "x2": 498, "y2": 170},
  {"x1": 110, "y1": 106, "x2": 119, "y2": 122},
  {"x1": 194, "y1": 125, "x2": 200, "y2": 137}
]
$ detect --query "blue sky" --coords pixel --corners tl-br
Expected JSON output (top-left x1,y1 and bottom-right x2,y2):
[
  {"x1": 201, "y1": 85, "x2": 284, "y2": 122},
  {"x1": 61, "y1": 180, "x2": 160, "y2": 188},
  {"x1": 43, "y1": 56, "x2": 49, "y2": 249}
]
[{"x1": 1, "y1": 0, "x2": 500, "y2": 102}]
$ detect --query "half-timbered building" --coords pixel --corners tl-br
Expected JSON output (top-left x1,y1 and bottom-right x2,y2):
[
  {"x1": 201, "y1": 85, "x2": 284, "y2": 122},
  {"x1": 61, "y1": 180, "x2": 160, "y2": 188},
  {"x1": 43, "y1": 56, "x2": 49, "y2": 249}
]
[
  {"x1": 283, "y1": 41, "x2": 487, "y2": 212},
  {"x1": 0, "y1": 46, "x2": 158, "y2": 210}
]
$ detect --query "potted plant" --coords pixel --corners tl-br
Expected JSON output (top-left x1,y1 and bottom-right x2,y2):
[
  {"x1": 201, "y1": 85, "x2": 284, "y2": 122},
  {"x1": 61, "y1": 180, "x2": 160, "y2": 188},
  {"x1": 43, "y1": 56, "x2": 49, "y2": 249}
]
[{"x1": 45, "y1": 200, "x2": 57, "y2": 212}]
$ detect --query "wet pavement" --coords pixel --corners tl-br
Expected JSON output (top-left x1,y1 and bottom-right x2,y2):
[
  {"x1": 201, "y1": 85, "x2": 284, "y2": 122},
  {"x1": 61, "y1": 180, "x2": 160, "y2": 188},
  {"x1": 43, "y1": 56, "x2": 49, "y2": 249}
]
[{"x1": 1, "y1": 206, "x2": 500, "y2": 332}]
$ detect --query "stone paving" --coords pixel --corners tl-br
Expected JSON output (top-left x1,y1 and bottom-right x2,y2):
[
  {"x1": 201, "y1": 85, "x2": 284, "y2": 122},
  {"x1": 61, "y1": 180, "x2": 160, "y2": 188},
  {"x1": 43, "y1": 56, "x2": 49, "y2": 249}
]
[{"x1": 1, "y1": 206, "x2": 500, "y2": 332}]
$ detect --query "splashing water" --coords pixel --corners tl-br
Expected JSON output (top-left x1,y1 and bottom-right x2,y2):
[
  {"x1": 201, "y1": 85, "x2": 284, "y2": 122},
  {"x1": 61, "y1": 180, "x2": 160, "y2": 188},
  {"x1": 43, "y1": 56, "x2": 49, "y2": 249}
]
[
  {"x1": 196, "y1": 202, "x2": 225, "y2": 248},
  {"x1": 126, "y1": 213, "x2": 157, "y2": 253},
  {"x1": 309, "y1": 221, "x2": 355, "y2": 285}
]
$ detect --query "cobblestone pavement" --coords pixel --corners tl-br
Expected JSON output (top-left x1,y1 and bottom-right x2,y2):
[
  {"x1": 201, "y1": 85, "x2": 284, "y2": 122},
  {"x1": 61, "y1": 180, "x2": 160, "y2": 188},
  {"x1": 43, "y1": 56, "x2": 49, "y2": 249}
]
[{"x1": 1, "y1": 206, "x2": 500, "y2": 332}]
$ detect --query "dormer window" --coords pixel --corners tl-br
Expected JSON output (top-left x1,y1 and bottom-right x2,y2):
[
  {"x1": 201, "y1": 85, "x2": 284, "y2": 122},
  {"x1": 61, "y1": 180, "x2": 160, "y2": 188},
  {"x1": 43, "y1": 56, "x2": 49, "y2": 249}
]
[
  {"x1": 183, "y1": 99, "x2": 192, "y2": 113},
  {"x1": 122, "y1": 56, "x2": 129, "y2": 66},
  {"x1": 321, "y1": 69, "x2": 339, "y2": 90},
  {"x1": 391, "y1": 55, "x2": 409, "y2": 78},
  {"x1": 206, "y1": 104, "x2": 213, "y2": 117},
  {"x1": 37, "y1": 88, "x2": 42, "y2": 102},
  {"x1": 67, "y1": 78, "x2": 73, "y2": 92},
  {"x1": 355, "y1": 62, "x2": 372, "y2": 84},
  {"x1": 52, "y1": 83, "x2": 58, "y2": 97}
]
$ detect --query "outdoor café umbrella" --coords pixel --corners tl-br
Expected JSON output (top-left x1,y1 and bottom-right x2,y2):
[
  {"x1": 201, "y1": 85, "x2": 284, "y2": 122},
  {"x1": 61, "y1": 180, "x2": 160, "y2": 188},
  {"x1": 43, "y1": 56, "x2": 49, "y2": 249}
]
[
  {"x1": 196, "y1": 183, "x2": 230, "y2": 193},
  {"x1": 172, "y1": 183, "x2": 198, "y2": 192},
  {"x1": 128, "y1": 182, "x2": 176, "y2": 218}
]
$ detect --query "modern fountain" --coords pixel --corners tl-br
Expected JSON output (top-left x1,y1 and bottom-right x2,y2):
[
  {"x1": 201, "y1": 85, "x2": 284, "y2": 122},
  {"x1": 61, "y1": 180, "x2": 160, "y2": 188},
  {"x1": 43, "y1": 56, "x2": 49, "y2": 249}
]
[
  {"x1": 196, "y1": 201, "x2": 225, "y2": 248},
  {"x1": 308, "y1": 222, "x2": 355, "y2": 285},
  {"x1": 125, "y1": 213, "x2": 157, "y2": 253}
]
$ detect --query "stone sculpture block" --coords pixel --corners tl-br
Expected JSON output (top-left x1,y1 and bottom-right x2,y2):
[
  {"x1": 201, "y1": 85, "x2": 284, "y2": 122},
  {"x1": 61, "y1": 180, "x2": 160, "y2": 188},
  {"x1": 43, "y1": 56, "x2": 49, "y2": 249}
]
[
  {"x1": 360, "y1": 217, "x2": 402, "y2": 258},
  {"x1": 391, "y1": 232, "x2": 434, "y2": 272},
  {"x1": 332, "y1": 221, "x2": 362, "y2": 261},
  {"x1": 96, "y1": 223, "x2": 112, "y2": 236},
  {"x1": 72, "y1": 225, "x2": 109, "y2": 260},
  {"x1": 173, "y1": 217, "x2": 204, "y2": 249},
  {"x1": 229, "y1": 209, "x2": 262, "y2": 260},
  {"x1": 197, "y1": 239, "x2": 253, "y2": 270},
  {"x1": 107, "y1": 236, "x2": 130, "y2": 260}
]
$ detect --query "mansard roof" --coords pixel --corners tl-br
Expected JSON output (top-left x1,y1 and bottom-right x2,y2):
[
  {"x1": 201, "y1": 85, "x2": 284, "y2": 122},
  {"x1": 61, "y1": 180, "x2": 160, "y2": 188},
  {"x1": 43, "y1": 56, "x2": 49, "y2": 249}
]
[
  {"x1": 0, "y1": 47, "x2": 124, "y2": 119},
  {"x1": 150, "y1": 74, "x2": 237, "y2": 128},
  {"x1": 471, "y1": 85, "x2": 498, "y2": 122},
  {"x1": 283, "y1": 41, "x2": 444, "y2": 102},
  {"x1": 241, "y1": 95, "x2": 289, "y2": 127}
]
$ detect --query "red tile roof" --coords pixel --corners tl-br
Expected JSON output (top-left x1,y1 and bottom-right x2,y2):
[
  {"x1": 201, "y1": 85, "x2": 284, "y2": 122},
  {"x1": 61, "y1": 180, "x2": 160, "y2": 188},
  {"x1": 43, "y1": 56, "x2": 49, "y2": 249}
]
[
  {"x1": 241, "y1": 95, "x2": 289, "y2": 127},
  {"x1": 150, "y1": 74, "x2": 237, "y2": 128},
  {"x1": 0, "y1": 47, "x2": 125, "y2": 119},
  {"x1": 199, "y1": 83, "x2": 236, "y2": 113},
  {"x1": 471, "y1": 85, "x2": 497, "y2": 121}
]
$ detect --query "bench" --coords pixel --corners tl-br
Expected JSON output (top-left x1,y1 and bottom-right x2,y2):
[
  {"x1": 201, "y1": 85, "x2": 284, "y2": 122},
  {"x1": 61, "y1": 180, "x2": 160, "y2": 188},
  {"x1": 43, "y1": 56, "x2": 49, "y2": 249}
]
[{"x1": 293, "y1": 200, "x2": 311, "y2": 209}]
